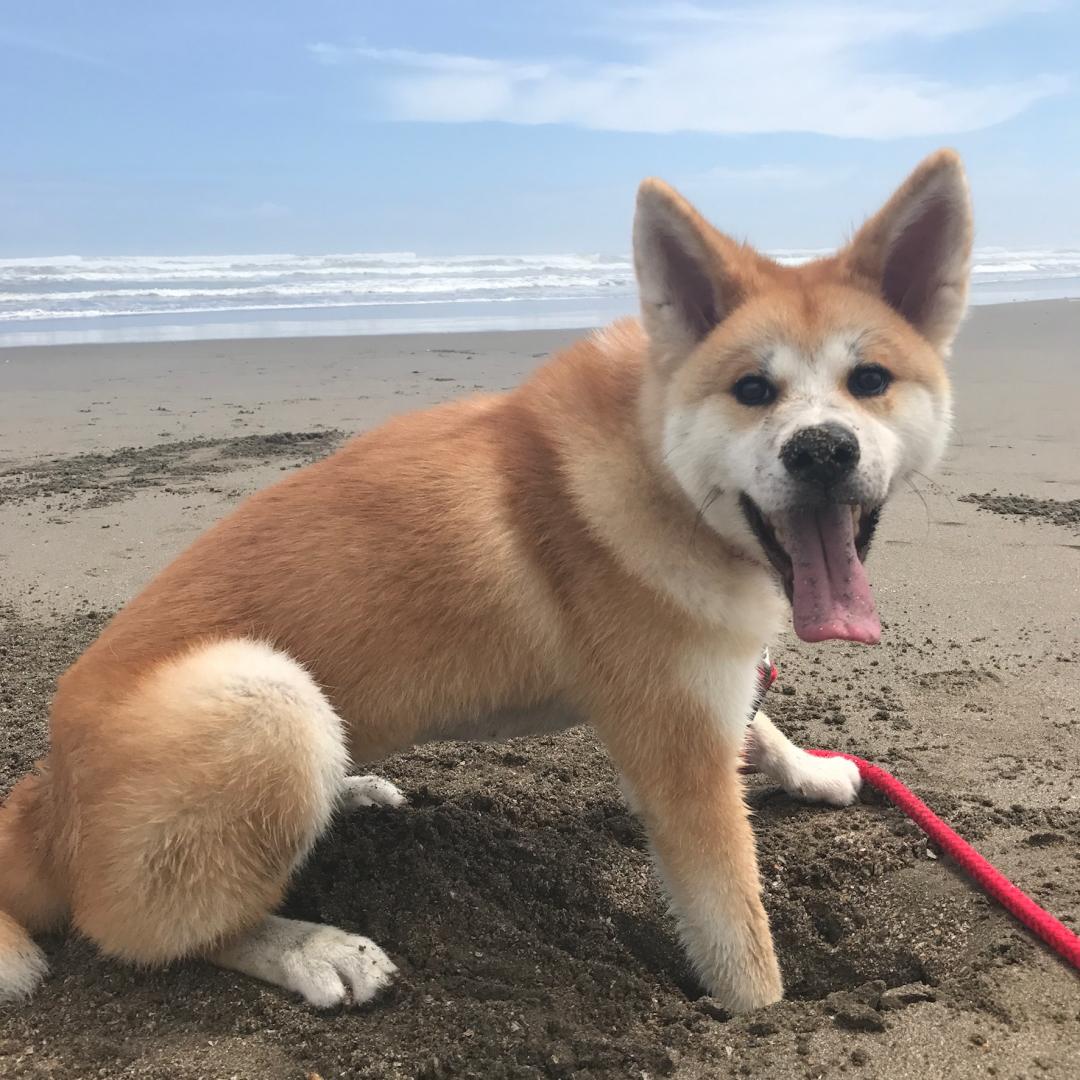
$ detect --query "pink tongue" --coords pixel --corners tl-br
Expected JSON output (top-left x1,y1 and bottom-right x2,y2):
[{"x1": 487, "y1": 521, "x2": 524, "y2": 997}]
[{"x1": 778, "y1": 505, "x2": 881, "y2": 644}]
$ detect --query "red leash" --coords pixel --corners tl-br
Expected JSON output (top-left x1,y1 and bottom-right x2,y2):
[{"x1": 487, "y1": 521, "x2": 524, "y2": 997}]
[
  {"x1": 805, "y1": 749, "x2": 1080, "y2": 972},
  {"x1": 751, "y1": 652, "x2": 1080, "y2": 972}
]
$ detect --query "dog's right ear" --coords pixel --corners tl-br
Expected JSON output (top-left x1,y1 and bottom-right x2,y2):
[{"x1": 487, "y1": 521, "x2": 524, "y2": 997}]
[{"x1": 633, "y1": 179, "x2": 745, "y2": 365}]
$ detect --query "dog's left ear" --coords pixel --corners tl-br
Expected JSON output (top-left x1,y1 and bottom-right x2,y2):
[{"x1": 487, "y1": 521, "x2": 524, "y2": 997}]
[
  {"x1": 633, "y1": 179, "x2": 746, "y2": 365},
  {"x1": 843, "y1": 149, "x2": 974, "y2": 352}
]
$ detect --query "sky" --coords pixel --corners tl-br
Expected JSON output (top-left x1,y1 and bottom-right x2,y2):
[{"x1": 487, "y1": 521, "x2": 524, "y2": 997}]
[{"x1": 2, "y1": 0, "x2": 1079, "y2": 256}]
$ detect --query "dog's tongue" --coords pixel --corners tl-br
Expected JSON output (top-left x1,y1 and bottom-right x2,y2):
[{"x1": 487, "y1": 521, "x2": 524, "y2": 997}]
[{"x1": 778, "y1": 505, "x2": 881, "y2": 644}]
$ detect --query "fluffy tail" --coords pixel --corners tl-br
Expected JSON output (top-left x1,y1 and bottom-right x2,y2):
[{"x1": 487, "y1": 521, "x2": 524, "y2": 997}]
[{"x1": 0, "y1": 768, "x2": 66, "y2": 1002}]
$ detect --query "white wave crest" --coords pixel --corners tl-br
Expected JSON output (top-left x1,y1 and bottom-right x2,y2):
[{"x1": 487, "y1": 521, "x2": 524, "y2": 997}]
[{"x1": 2, "y1": 247, "x2": 1079, "y2": 328}]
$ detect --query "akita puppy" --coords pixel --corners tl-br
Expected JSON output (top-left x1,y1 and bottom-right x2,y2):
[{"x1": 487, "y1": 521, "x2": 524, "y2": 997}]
[{"x1": 0, "y1": 150, "x2": 971, "y2": 1012}]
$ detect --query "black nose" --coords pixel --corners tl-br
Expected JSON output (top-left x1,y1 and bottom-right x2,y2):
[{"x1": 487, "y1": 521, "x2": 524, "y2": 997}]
[{"x1": 780, "y1": 423, "x2": 860, "y2": 486}]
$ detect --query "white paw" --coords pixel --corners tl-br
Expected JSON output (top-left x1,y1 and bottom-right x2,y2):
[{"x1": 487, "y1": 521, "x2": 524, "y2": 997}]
[
  {"x1": 213, "y1": 916, "x2": 397, "y2": 1008},
  {"x1": 0, "y1": 940, "x2": 49, "y2": 1003},
  {"x1": 784, "y1": 754, "x2": 862, "y2": 806},
  {"x1": 341, "y1": 775, "x2": 407, "y2": 810},
  {"x1": 279, "y1": 925, "x2": 398, "y2": 1008}
]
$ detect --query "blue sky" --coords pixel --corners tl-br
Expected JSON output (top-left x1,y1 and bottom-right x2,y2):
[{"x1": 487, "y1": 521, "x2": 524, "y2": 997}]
[{"x1": 2, "y1": 0, "x2": 1078, "y2": 255}]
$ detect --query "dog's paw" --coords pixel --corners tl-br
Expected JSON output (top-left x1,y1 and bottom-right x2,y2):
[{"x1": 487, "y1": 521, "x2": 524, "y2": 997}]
[
  {"x1": 784, "y1": 754, "x2": 861, "y2": 806},
  {"x1": 215, "y1": 917, "x2": 398, "y2": 1009},
  {"x1": 341, "y1": 775, "x2": 407, "y2": 810},
  {"x1": 0, "y1": 938, "x2": 49, "y2": 1004},
  {"x1": 279, "y1": 924, "x2": 398, "y2": 1008}
]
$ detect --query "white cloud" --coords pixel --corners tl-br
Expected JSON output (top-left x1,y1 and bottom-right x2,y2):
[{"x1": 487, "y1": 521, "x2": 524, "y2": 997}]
[
  {"x1": 310, "y1": 43, "x2": 553, "y2": 79},
  {"x1": 310, "y1": 1, "x2": 1067, "y2": 138},
  {"x1": 0, "y1": 29, "x2": 110, "y2": 68}
]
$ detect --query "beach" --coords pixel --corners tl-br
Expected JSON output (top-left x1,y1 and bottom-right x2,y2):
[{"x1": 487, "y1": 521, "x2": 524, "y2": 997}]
[{"x1": 1, "y1": 300, "x2": 1078, "y2": 1078}]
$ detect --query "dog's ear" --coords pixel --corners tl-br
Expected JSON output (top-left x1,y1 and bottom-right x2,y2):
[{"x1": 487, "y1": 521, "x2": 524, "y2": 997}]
[
  {"x1": 633, "y1": 179, "x2": 745, "y2": 365},
  {"x1": 843, "y1": 149, "x2": 973, "y2": 353}
]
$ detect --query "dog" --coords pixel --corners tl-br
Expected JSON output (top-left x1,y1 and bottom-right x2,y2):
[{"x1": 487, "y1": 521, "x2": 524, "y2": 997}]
[{"x1": 0, "y1": 150, "x2": 971, "y2": 1013}]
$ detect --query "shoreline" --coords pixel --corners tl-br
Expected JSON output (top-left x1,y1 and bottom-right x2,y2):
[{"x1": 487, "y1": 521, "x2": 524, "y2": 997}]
[
  {"x1": 2, "y1": 288, "x2": 1078, "y2": 350},
  {"x1": 0, "y1": 292, "x2": 1076, "y2": 357}
]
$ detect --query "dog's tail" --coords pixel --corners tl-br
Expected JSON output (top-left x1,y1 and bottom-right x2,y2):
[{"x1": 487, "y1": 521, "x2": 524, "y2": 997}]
[{"x1": 0, "y1": 765, "x2": 66, "y2": 1002}]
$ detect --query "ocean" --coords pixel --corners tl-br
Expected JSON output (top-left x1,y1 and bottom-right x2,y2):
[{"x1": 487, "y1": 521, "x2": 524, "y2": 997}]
[{"x1": 2, "y1": 248, "x2": 1079, "y2": 348}]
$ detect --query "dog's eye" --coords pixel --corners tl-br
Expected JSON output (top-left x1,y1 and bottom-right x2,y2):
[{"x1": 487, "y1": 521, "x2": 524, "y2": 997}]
[
  {"x1": 848, "y1": 365, "x2": 892, "y2": 398},
  {"x1": 733, "y1": 375, "x2": 777, "y2": 407}
]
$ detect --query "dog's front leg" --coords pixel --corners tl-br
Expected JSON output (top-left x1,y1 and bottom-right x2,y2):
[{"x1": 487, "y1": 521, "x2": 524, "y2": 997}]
[
  {"x1": 596, "y1": 689, "x2": 783, "y2": 1013},
  {"x1": 744, "y1": 711, "x2": 861, "y2": 806}
]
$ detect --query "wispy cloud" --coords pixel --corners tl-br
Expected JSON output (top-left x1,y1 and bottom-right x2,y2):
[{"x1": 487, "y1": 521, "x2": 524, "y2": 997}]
[
  {"x1": 310, "y1": 1, "x2": 1067, "y2": 138},
  {"x1": 310, "y1": 43, "x2": 553, "y2": 79},
  {"x1": 0, "y1": 29, "x2": 110, "y2": 68}
]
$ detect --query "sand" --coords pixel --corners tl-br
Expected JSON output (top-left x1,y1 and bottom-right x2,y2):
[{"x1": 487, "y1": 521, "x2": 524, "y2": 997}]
[{"x1": 1, "y1": 301, "x2": 1078, "y2": 1079}]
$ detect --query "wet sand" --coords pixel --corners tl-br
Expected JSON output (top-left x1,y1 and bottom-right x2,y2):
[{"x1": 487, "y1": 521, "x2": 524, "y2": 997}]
[{"x1": 1, "y1": 302, "x2": 1078, "y2": 1078}]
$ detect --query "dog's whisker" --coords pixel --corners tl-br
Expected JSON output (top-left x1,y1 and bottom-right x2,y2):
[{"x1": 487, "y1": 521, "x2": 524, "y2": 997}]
[
  {"x1": 690, "y1": 485, "x2": 723, "y2": 554},
  {"x1": 911, "y1": 467, "x2": 959, "y2": 516},
  {"x1": 904, "y1": 475, "x2": 932, "y2": 537}
]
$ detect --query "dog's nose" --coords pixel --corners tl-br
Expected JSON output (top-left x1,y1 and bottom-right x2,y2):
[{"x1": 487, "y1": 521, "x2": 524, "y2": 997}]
[{"x1": 780, "y1": 423, "x2": 860, "y2": 486}]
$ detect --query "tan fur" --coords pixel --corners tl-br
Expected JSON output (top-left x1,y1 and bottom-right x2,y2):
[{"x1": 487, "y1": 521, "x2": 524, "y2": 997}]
[{"x1": 0, "y1": 150, "x2": 972, "y2": 1011}]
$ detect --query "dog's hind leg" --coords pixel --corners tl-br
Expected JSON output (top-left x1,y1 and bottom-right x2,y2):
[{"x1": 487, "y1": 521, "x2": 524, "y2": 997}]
[
  {"x1": 63, "y1": 638, "x2": 396, "y2": 1007},
  {"x1": 744, "y1": 711, "x2": 861, "y2": 806},
  {"x1": 0, "y1": 768, "x2": 68, "y2": 1002}
]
